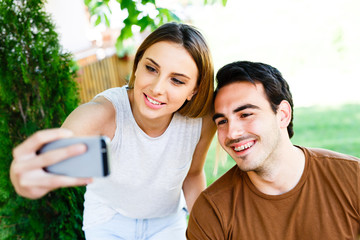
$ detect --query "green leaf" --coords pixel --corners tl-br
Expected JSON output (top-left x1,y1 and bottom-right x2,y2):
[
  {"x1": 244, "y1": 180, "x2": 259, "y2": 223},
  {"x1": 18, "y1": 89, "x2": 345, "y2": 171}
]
[
  {"x1": 106, "y1": 3, "x2": 112, "y2": 14},
  {"x1": 137, "y1": 16, "x2": 152, "y2": 32},
  {"x1": 120, "y1": 23, "x2": 133, "y2": 40},
  {"x1": 95, "y1": 15, "x2": 101, "y2": 26},
  {"x1": 104, "y1": 13, "x2": 110, "y2": 27},
  {"x1": 84, "y1": 0, "x2": 91, "y2": 6},
  {"x1": 120, "y1": 0, "x2": 135, "y2": 10},
  {"x1": 94, "y1": 1, "x2": 104, "y2": 9},
  {"x1": 157, "y1": 8, "x2": 180, "y2": 22},
  {"x1": 167, "y1": 10, "x2": 180, "y2": 22},
  {"x1": 115, "y1": 37, "x2": 127, "y2": 57},
  {"x1": 141, "y1": 0, "x2": 156, "y2": 4}
]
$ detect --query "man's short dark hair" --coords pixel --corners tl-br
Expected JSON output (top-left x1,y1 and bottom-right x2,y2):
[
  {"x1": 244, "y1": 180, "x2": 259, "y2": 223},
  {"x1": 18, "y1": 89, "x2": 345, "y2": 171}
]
[{"x1": 215, "y1": 61, "x2": 294, "y2": 138}]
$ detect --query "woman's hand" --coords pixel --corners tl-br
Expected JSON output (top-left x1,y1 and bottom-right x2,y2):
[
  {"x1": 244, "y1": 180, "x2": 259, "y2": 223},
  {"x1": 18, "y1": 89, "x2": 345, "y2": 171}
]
[{"x1": 10, "y1": 128, "x2": 92, "y2": 199}]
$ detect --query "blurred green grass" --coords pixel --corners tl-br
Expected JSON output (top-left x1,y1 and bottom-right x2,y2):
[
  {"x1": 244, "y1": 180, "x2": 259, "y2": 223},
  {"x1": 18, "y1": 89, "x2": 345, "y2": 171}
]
[{"x1": 204, "y1": 104, "x2": 360, "y2": 186}]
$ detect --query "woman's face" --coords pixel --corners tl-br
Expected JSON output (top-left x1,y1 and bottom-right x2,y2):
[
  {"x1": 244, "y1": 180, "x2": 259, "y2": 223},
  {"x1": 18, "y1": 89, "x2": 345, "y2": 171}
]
[{"x1": 132, "y1": 41, "x2": 199, "y2": 123}]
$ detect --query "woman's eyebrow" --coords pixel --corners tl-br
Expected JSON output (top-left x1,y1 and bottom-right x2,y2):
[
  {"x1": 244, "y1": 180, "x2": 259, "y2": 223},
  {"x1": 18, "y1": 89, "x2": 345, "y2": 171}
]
[
  {"x1": 173, "y1": 72, "x2": 190, "y2": 79},
  {"x1": 146, "y1": 58, "x2": 160, "y2": 68},
  {"x1": 146, "y1": 57, "x2": 191, "y2": 79}
]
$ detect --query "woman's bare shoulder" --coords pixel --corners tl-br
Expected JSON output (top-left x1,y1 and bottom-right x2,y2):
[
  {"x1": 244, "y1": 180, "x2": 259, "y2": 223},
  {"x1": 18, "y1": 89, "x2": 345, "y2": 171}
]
[{"x1": 61, "y1": 96, "x2": 116, "y2": 137}]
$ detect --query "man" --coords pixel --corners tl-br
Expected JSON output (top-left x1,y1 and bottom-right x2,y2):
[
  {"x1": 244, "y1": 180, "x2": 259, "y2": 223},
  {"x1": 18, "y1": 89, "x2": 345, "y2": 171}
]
[{"x1": 187, "y1": 61, "x2": 360, "y2": 239}]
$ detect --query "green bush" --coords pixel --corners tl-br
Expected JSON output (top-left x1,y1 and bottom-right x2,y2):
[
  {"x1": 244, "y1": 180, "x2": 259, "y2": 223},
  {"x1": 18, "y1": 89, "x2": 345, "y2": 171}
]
[{"x1": 0, "y1": 0, "x2": 85, "y2": 239}]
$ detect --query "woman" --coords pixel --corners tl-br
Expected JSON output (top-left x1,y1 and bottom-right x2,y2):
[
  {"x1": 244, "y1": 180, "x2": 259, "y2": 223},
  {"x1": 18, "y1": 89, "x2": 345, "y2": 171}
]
[{"x1": 10, "y1": 22, "x2": 215, "y2": 239}]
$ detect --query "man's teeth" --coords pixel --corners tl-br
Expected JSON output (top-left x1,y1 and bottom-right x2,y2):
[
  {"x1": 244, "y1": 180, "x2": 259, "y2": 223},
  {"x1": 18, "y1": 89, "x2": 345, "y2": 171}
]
[
  {"x1": 147, "y1": 96, "x2": 161, "y2": 105},
  {"x1": 234, "y1": 142, "x2": 254, "y2": 152}
]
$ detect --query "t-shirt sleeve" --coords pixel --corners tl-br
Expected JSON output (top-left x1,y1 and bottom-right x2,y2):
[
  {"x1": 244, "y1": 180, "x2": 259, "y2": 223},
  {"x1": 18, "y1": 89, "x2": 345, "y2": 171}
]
[{"x1": 186, "y1": 192, "x2": 226, "y2": 240}]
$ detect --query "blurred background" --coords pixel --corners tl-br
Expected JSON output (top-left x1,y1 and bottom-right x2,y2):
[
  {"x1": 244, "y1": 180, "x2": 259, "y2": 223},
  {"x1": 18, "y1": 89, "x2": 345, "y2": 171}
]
[{"x1": 46, "y1": 0, "x2": 360, "y2": 106}]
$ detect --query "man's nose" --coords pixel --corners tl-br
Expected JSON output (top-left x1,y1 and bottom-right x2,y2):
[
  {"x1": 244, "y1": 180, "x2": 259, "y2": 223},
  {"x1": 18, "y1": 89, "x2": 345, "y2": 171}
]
[{"x1": 227, "y1": 120, "x2": 245, "y2": 140}]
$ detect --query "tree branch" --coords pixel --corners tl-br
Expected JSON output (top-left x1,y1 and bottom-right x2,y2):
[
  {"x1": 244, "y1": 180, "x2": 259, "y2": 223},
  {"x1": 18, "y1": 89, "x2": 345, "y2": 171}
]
[{"x1": 18, "y1": 99, "x2": 26, "y2": 125}]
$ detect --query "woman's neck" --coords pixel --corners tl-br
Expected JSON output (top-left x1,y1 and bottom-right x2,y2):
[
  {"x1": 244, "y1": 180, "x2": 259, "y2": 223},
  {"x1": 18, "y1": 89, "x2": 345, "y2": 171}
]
[{"x1": 135, "y1": 113, "x2": 173, "y2": 137}]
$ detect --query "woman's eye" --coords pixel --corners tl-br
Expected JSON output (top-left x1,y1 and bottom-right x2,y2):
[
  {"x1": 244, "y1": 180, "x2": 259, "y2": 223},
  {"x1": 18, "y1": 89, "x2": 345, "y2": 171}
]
[
  {"x1": 171, "y1": 78, "x2": 185, "y2": 85},
  {"x1": 146, "y1": 65, "x2": 156, "y2": 73}
]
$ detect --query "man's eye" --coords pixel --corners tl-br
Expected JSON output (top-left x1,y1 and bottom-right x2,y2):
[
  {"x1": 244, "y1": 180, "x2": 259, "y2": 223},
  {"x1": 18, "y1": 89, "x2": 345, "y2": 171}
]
[
  {"x1": 216, "y1": 119, "x2": 227, "y2": 126},
  {"x1": 241, "y1": 113, "x2": 252, "y2": 118},
  {"x1": 171, "y1": 78, "x2": 185, "y2": 85},
  {"x1": 146, "y1": 65, "x2": 156, "y2": 73}
]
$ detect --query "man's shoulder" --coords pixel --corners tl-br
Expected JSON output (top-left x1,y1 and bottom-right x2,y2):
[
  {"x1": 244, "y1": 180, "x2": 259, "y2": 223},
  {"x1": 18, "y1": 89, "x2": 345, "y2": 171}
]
[
  {"x1": 302, "y1": 146, "x2": 359, "y2": 163},
  {"x1": 301, "y1": 146, "x2": 360, "y2": 180}
]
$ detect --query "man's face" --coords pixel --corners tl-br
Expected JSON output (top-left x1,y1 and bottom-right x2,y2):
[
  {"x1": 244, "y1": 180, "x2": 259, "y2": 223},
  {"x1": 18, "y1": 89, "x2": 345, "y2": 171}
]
[{"x1": 213, "y1": 81, "x2": 283, "y2": 173}]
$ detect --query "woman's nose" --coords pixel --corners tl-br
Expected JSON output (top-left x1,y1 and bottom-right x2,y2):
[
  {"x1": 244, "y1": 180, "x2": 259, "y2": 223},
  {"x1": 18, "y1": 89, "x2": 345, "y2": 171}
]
[{"x1": 151, "y1": 77, "x2": 166, "y2": 95}]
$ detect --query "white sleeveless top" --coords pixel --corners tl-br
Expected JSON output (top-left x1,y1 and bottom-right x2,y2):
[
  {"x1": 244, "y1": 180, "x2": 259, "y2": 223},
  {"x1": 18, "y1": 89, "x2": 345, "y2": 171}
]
[{"x1": 83, "y1": 87, "x2": 202, "y2": 229}]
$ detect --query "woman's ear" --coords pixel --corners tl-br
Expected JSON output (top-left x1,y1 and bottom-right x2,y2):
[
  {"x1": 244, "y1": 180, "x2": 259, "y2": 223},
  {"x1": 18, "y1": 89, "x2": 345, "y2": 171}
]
[
  {"x1": 278, "y1": 100, "x2": 292, "y2": 129},
  {"x1": 187, "y1": 89, "x2": 198, "y2": 101}
]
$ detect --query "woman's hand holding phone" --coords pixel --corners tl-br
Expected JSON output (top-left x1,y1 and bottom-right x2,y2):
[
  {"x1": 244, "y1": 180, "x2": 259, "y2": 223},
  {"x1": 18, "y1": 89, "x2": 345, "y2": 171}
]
[{"x1": 10, "y1": 128, "x2": 92, "y2": 199}]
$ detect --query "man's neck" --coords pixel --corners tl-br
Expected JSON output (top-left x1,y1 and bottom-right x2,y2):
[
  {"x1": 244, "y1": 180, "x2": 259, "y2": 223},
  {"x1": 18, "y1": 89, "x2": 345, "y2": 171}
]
[{"x1": 247, "y1": 144, "x2": 305, "y2": 195}]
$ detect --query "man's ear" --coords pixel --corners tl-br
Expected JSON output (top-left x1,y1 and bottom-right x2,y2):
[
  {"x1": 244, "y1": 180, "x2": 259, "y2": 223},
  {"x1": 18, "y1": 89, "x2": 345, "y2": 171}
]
[
  {"x1": 187, "y1": 88, "x2": 198, "y2": 101},
  {"x1": 278, "y1": 100, "x2": 292, "y2": 129}
]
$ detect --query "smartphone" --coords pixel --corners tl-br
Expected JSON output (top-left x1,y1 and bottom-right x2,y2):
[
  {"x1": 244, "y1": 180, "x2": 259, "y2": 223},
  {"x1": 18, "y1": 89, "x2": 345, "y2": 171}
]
[{"x1": 39, "y1": 136, "x2": 110, "y2": 178}]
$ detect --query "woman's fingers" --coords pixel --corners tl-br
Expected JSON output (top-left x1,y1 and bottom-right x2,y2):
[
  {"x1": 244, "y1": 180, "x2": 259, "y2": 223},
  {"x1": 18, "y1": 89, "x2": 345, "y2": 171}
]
[
  {"x1": 12, "y1": 161, "x2": 92, "y2": 199},
  {"x1": 15, "y1": 143, "x2": 87, "y2": 172},
  {"x1": 18, "y1": 169, "x2": 92, "y2": 199},
  {"x1": 12, "y1": 128, "x2": 74, "y2": 160},
  {"x1": 10, "y1": 128, "x2": 92, "y2": 199}
]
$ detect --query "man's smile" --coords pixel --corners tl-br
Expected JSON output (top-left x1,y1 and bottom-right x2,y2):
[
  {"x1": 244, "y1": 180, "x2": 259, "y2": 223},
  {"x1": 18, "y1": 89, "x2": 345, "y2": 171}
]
[{"x1": 233, "y1": 140, "x2": 255, "y2": 152}]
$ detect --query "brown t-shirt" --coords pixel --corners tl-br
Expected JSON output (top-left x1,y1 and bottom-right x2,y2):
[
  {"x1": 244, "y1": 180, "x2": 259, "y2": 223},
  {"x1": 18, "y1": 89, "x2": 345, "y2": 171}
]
[{"x1": 187, "y1": 147, "x2": 360, "y2": 240}]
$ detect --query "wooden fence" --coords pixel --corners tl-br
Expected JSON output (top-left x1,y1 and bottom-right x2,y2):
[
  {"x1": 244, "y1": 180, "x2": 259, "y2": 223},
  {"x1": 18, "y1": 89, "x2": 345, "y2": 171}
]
[{"x1": 76, "y1": 54, "x2": 132, "y2": 103}]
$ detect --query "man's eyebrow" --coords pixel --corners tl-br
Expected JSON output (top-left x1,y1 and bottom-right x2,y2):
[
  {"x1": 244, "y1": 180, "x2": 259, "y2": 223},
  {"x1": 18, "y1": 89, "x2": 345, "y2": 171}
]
[
  {"x1": 212, "y1": 113, "x2": 224, "y2": 122},
  {"x1": 212, "y1": 104, "x2": 260, "y2": 122},
  {"x1": 145, "y1": 57, "x2": 190, "y2": 79},
  {"x1": 233, "y1": 104, "x2": 260, "y2": 113}
]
